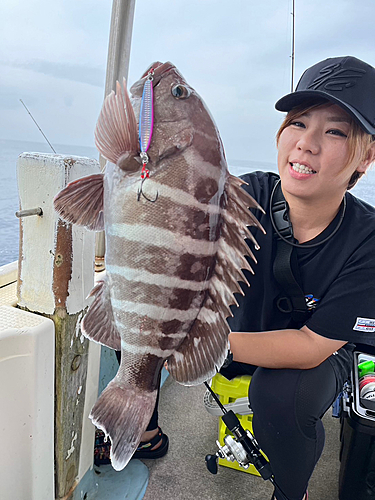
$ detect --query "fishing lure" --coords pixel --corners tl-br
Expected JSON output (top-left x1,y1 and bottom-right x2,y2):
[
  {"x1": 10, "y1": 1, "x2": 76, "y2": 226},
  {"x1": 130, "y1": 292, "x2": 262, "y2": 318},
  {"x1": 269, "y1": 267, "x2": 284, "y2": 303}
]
[
  {"x1": 138, "y1": 68, "x2": 158, "y2": 202},
  {"x1": 139, "y1": 69, "x2": 154, "y2": 163}
]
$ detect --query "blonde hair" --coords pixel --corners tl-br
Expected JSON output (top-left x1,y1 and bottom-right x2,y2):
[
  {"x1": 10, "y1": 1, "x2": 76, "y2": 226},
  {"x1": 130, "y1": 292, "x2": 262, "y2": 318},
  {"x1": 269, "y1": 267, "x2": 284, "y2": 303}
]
[{"x1": 276, "y1": 99, "x2": 375, "y2": 189}]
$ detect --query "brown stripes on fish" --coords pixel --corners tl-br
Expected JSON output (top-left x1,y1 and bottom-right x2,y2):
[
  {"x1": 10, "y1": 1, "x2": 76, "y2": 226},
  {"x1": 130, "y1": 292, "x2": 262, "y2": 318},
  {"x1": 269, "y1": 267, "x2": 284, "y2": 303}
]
[
  {"x1": 122, "y1": 354, "x2": 164, "y2": 392},
  {"x1": 158, "y1": 335, "x2": 181, "y2": 352},
  {"x1": 176, "y1": 253, "x2": 214, "y2": 281},
  {"x1": 191, "y1": 128, "x2": 225, "y2": 166},
  {"x1": 161, "y1": 319, "x2": 183, "y2": 335},
  {"x1": 194, "y1": 175, "x2": 221, "y2": 203},
  {"x1": 109, "y1": 273, "x2": 205, "y2": 311},
  {"x1": 168, "y1": 287, "x2": 204, "y2": 310},
  {"x1": 107, "y1": 190, "x2": 223, "y2": 243},
  {"x1": 167, "y1": 175, "x2": 265, "y2": 385},
  {"x1": 167, "y1": 309, "x2": 229, "y2": 385},
  {"x1": 116, "y1": 313, "x2": 171, "y2": 340},
  {"x1": 147, "y1": 151, "x2": 223, "y2": 199},
  {"x1": 106, "y1": 240, "x2": 215, "y2": 282},
  {"x1": 124, "y1": 204, "x2": 218, "y2": 242},
  {"x1": 111, "y1": 311, "x2": 186, "y2": 349}
]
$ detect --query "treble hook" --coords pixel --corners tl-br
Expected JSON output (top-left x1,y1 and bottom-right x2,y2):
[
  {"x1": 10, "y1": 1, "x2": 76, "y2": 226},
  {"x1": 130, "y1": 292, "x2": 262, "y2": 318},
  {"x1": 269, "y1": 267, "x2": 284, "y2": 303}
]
[{"x1": 137, "y1": 177, "x2": 159, "y2": 203}]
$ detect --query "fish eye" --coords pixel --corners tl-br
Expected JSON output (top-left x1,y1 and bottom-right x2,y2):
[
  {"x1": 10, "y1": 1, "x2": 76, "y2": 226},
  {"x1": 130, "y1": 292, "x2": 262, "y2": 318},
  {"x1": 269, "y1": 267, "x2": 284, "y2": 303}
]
[{"x1": 171, "y1": 84, "x2": 190, "y2": 99}]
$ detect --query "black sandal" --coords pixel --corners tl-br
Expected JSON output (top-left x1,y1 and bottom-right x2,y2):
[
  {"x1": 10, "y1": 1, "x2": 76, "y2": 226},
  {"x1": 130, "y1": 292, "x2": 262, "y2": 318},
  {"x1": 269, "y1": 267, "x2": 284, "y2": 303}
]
[
  {"x1": 94, "y1": 426, "x2": 169, "y2": 465},
  {"x1": 132, "y1": 426, "x2": 169, "y2": 460},
  {"x1": 94, "y1": 428, "x2": 111, "y2": 466}
]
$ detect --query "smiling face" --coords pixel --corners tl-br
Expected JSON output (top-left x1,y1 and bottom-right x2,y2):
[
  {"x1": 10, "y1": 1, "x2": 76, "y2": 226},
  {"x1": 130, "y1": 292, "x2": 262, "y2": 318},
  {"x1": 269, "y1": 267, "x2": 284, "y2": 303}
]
[{"x1": 277, "y1": 103, "x2": 369, "y2": 204}]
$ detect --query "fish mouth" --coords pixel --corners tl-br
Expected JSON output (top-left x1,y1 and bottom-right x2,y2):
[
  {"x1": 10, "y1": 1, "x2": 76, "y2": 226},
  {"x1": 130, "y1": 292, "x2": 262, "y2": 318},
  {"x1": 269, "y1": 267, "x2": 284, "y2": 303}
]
[
  {"x1": 130, "y1": 62, "x2": 175, "y2": 97},
  {"x1": 140, "y1": 61, "x2": 174, "y2": 79}
]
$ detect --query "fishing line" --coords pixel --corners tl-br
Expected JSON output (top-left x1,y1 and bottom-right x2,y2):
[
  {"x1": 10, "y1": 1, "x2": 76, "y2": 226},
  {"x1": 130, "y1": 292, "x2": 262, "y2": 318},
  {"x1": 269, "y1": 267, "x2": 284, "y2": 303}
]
[{"x1": 19, "y1": 99, "x2": 57, "y2": 153}]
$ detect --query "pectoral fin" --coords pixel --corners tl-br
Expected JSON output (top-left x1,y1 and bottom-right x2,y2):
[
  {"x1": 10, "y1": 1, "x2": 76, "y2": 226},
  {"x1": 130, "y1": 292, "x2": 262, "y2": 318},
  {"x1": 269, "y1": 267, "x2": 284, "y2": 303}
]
[{"x1": 54, "y1": 173, "x2": 104, "y2": 231}]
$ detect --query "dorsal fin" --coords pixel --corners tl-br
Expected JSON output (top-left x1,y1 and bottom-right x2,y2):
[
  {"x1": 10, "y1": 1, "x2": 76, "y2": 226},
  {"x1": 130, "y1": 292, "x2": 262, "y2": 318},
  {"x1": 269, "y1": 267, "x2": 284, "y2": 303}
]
[
  {"x1": 95, "y1": 79, "x2": 139, "y2": 163},
  {"x1": 167, "y1": 174, "x2": 264, "y2": 385}
]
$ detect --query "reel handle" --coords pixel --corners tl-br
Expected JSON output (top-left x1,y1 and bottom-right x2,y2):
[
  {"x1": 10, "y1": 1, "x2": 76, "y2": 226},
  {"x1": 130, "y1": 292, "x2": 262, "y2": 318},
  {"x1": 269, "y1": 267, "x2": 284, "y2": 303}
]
[{"x1": 205, "y1": 454, "x2": 218, "y2": 474}]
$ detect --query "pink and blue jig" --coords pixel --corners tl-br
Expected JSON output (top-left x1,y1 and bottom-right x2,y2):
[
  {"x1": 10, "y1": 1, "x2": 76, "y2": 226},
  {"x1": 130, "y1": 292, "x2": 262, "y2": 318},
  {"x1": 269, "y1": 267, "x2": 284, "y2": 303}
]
[
  {"x1": 137, "y1": 68, "x2": 158, "y2": 202},
  {"x1": 139, "y1": 69, "x2": 154, "y2": 162},
  {"x1": 139, "y1": 68, "x2": 154, "y2": 178}
]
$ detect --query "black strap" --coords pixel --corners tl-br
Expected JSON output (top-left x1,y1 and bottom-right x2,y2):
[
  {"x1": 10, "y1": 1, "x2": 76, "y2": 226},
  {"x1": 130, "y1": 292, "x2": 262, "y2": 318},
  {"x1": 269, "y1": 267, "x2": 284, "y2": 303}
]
[
  {"x1": 271, "y1": 181, "x2": 310, "y2": 323},
  {"x1": 273, "y1": 240, "x2": 310, "y2": 323}
]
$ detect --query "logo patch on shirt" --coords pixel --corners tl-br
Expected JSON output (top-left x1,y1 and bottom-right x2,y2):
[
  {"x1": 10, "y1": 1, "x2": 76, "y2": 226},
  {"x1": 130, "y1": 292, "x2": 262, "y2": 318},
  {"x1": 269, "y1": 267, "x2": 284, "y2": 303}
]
[
  {"x1": 354, "y1": 317, "x2": 375, "y2": 332},
  {"x1": 305, "y1": 294, "x2": 320, "y2": 310}
]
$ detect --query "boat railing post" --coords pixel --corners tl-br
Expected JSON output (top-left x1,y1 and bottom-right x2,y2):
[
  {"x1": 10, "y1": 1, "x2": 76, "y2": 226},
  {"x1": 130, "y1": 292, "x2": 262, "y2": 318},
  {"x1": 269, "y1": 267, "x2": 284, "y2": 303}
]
[{"x1": 16, "y1": 152, "x2": 101, "y2": 500}]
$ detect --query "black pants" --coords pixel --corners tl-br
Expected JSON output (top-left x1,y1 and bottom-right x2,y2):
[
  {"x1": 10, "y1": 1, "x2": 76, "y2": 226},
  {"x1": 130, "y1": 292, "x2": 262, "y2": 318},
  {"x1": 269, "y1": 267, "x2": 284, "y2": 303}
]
[{"x1": 221, "y1": 352, "x2": 351, "y2": 500}]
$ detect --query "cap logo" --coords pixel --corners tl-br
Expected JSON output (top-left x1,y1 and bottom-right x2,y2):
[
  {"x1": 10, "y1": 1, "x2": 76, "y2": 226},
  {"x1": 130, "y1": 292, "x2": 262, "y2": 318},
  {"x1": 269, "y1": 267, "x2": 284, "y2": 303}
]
[{"x1": 307, "y1": 62, "x2": 366, "y2": 92}]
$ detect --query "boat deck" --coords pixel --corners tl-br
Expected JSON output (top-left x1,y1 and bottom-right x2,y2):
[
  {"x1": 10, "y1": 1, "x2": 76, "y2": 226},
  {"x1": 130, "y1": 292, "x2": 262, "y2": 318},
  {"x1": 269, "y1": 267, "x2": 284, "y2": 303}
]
[
  {"x1": 0, "y1": 262, "x2": 342, "y2": 500},
  {"x1": 141, "y1": 376, "x2": 341, "y2": 500}
]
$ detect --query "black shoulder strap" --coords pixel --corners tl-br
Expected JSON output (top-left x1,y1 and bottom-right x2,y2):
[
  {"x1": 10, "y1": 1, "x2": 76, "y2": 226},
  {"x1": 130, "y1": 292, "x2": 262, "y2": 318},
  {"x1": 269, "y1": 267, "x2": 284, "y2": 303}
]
[{"x1": 271, "y1": 181, "x2": 310, "y2": 324}]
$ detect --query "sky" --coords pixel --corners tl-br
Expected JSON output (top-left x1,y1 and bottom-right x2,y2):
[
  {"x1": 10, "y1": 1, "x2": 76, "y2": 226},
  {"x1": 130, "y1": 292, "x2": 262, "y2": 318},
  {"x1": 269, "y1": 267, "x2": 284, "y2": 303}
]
[{"x1": 1, "y1": 0, "x2": 375, "y2": 166}]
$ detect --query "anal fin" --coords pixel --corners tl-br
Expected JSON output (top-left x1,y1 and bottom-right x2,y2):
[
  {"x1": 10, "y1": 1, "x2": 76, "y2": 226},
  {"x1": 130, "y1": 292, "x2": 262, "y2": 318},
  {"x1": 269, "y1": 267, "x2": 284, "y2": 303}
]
[{"x1": 82, "y1": 279, "x2": 121, "y2": 350}]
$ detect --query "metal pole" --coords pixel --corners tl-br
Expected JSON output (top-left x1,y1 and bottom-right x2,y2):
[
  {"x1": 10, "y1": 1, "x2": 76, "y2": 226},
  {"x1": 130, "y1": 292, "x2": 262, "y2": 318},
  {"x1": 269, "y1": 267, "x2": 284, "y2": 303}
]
[
  {"x1": 16, "y1": 207, "x2": 43, "y2": 218},
  {"x1": 291, "y1": 0, "x2": 295, "y2": 92},
  {"x1": 95, "y1": 0, "x2": 136, "y2": 266}
]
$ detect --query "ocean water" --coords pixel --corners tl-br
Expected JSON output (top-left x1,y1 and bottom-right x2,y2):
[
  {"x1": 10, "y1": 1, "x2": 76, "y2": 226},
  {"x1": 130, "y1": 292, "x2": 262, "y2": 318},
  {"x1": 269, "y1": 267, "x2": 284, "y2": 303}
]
[{"x1": 0, "y1": 138, "x2": 374, "y2": 267}]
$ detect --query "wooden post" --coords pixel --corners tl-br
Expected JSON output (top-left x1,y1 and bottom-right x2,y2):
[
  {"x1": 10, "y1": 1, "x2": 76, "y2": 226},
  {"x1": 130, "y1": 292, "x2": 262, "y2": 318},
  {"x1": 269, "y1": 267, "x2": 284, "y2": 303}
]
[{"x1": 16, "y1": 153, "x2": 100, "y2": 499}]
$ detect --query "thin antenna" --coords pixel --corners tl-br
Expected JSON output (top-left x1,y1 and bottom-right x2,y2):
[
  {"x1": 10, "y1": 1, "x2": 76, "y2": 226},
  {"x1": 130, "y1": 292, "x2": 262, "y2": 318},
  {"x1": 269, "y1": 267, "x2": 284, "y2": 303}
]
[
  {"x1": 19, "y1": 99, "x2": 57, "y2": 153},
  {"x1": 291, "y1": 0, "x2": 295, "y2": 92}
]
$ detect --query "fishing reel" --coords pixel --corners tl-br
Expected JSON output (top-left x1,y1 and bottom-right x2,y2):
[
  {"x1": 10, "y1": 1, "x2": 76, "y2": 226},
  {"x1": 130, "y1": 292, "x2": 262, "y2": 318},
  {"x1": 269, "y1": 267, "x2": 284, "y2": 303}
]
[{"x1": 204, "y1": 383, "x2": 273, "y2": 482}]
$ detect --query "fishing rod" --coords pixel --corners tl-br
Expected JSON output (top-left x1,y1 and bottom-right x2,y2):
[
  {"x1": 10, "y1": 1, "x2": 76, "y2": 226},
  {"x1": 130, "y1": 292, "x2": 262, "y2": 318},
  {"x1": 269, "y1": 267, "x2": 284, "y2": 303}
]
[
  {"x1": 204, "y1": 381, "x2": 291, "y2": 499},
  {"x1": 19, "y1": 99, "x2": 57, "y2": 153},
  {"x1": 290, "y1": 0, "x2": 296, "y2": 92}
]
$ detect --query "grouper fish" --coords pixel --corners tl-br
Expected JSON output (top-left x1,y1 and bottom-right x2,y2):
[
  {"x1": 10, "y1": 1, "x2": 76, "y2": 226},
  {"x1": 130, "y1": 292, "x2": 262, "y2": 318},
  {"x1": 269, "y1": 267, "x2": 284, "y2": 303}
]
[{"x1": 54, "y1": 61, "x2": 264, "y2": 471}]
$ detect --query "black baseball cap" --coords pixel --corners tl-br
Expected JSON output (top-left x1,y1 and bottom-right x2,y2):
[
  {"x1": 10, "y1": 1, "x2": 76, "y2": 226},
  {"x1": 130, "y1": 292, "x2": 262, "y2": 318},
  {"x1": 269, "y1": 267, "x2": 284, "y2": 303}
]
[{"x1": 275, "y1": 56, "x2": 375, "y2": 134}]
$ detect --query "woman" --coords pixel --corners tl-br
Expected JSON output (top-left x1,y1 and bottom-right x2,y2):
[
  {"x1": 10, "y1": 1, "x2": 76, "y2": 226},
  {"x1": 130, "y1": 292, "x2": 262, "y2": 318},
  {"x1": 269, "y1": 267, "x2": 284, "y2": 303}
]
[{"x1": 223, "y1": 55, "x2": 375, "y2": 500}]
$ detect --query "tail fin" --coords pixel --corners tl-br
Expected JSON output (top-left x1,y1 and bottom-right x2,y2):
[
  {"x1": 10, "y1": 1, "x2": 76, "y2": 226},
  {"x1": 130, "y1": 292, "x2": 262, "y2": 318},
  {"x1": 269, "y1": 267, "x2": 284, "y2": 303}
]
[{"x1": 90, "y1": 378, "x2": 157, "y2": 471}]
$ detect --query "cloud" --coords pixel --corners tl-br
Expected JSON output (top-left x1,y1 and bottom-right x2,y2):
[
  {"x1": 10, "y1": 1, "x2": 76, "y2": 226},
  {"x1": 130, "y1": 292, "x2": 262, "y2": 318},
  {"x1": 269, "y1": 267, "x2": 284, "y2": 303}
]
[
  {"x1": 0, "y1": 63, "x2": 102, "y2": 148},
  {"x1": 1, "y1": 0, "x2": 375, "y2": 165},
  {"x1": 2, "y1": 59, "x2": 105, "y2": 88}
]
